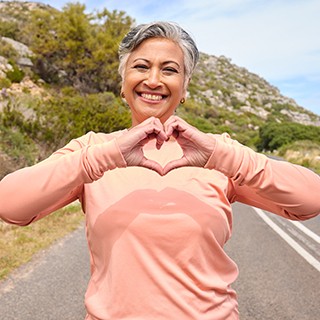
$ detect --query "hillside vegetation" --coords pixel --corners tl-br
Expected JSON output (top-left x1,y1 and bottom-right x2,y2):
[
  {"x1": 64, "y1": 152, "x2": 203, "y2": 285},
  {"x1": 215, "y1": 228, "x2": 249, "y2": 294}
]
[{"x1": 0, "y1": 1, "x2": 319, "y2": 178}]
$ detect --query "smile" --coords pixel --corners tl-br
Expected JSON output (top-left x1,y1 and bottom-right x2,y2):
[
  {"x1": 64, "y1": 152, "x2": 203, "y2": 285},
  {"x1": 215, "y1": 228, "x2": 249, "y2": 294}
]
[{"x1": 140, "y1": 93, "x2": 166, "y2": 101}]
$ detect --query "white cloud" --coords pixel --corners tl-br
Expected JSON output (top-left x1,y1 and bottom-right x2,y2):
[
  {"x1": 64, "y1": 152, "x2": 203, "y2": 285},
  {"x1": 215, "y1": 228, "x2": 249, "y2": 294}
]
[
  {"x1": 98, "y1": 0, "x2": 320, "y2": 79},
  {"x1": 179, "y1": 1, "x2": 320, "y2": 78}
]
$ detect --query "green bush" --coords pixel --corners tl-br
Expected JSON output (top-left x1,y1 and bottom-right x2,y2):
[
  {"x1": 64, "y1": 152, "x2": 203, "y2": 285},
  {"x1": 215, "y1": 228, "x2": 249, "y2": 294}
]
[
  {"x1": 0, "y1": 77, "x2": 12, "y2": 88},
  {"x1": 257, "y1": 122, "x2": 320, "y2": 151},
  {"x1": 0, "y1": 39, "x2": 18, "y2": 59},
  {"x1": 6, "y1": 63, "x2": 25, "y2": 83},
  {"x1": 1, "y1": 91, "x2": 131, "y2": 155},
  {"x1": 0, "y1": 122, "x2": 38, "y2": 167},
  {"x1": 0, "y1": 20, "x2": 19, "y2": 39}
]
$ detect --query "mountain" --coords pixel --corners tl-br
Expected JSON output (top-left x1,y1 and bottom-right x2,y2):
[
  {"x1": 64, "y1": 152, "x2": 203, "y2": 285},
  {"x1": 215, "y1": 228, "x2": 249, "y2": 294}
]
[
  {"x1": 0, "y1": 1, "x2": 319, "y2": 178},
  {"x1": 0, "y1": 0, "x2": 55, "y2": 18},
  {"x1": 192, "y1": 53, "x2": 320, "y2": 126}
]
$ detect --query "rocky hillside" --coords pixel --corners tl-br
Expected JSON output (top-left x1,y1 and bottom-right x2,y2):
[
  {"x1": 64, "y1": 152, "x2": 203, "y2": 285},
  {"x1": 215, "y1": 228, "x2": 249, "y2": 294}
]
[
  {"x1": 191, "y1": 53, "x2": 319, "y2": 126},
  {"x1": 0, "y1": 1, "x2": 319, "y2": 177},
  {"x1": 0, "y1": 0, "x2": 55, "y2": 20}
]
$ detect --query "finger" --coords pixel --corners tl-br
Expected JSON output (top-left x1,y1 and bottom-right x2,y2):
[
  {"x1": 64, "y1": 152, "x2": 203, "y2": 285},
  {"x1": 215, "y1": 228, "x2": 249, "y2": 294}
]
[
  {"x1": 164, "y1": 118, "x2": 188, "y2": 138},
  {"x1": 143, "y1": 127, "x2": 167, "y2": 150},
  {"x1": 156, "y1": 138, "x2": 164, "y2": 150},
  {"x1": 128, "y1": 121, "x2": 167, "y2": 149},
  {"x1": 140, "y1": 158, "x2": 164, "y2": 176},
  {"x1": 164, "y1": 115, "x2": 188, "y2": 128},
  {"x1": 143, "y1": 120, "x2": 168, "y2": 145},
  {"x1": 153, "y1": 129, "x2": 167, "y2": 148},
  {"x1": 163, "y1": 116, "x2": 177, "y2": 137}
]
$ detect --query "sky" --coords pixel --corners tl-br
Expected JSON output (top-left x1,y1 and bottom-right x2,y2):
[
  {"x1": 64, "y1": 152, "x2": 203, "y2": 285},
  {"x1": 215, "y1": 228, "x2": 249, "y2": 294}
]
[{"x1": 32, "y1": 0, "x2": 320, "y2": 115}]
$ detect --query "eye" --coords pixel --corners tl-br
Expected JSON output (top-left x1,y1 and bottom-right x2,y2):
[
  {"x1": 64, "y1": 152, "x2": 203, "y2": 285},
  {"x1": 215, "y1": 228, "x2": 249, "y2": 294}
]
[
  {"x1": 163, "y1": 67, "x2": 178, "y2": 75},
  {"x1": 133, "y1": 64, "x2": 148, "y2": 72}
]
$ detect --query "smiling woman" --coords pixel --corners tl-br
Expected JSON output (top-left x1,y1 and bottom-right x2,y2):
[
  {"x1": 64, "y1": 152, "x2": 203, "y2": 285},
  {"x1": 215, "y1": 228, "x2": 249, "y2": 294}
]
[
  {"x1": 121, "y1": 38, "x2": 186, "y2": 125},
  {"x1": 0, "y1": 21, "x2": 319, "y2": 320}
]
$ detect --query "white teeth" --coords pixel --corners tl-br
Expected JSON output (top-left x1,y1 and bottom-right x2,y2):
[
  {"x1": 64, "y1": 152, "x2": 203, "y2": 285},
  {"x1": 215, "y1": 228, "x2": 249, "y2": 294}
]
[{"x1": 141, "y1": 93, "x2": 163, "y2": 101}]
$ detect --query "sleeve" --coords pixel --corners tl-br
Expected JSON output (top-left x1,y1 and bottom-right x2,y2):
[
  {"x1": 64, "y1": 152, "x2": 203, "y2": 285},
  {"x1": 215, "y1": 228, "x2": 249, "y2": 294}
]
[
  {"x1": 204, "y1": 133, "x2": 320, "y2": 221},
  {"x1": 0, "y1": 132, "x2": 127, "y2": 226}
]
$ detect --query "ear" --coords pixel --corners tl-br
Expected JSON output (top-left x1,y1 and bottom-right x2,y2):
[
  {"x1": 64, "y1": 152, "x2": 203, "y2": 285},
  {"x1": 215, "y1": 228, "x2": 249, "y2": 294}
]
[
  {"x1": 120, "y1": 81, "x2": 125, "y2": 94},
  {"x1": 183, "y1": 77, "x2": 191, "y2": 93},
  {"x1": 120, "y1": 85, "x2": 127, "y2": 102}
]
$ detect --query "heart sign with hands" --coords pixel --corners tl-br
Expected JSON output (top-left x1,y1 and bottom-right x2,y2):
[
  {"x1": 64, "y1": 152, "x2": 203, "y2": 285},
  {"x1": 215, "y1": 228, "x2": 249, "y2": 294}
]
[
  {"x1": 116, "y1": 116, "x2": 215, "y2": 176},
  {"x1": 116, "y1": 117, "x2": 168, "y2": 175},
  {"x1": 162, "y1": 116, "x2": 215, "y2": 175}
]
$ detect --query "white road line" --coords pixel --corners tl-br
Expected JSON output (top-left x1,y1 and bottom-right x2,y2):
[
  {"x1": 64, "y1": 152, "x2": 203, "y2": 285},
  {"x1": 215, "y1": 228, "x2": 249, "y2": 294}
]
[
  {"x1": 288, "y1": 220, "x2": 320, "y2": 244},
  {"x1": 254, "y1": 207, "x2": 320, "y2": 273}
]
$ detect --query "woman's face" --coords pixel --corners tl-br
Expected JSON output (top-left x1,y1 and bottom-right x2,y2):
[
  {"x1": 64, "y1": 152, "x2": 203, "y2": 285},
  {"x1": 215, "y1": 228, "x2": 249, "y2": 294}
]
[{"x1": 121, "y1": 38, "x2": 186, "y2": 126}]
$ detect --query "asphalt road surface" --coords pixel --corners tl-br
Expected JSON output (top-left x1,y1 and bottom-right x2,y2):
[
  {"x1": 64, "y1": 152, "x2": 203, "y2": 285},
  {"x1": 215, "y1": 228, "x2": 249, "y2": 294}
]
[
  {"x1": 225, "y1": 203, "x2": 319, "y2": 320},
  {"x1": 0, "y1": 226, "x2": 89, "y2": 320},
  {"x1": 0, "y1": 202, "x2": 319, "y2": 320}
]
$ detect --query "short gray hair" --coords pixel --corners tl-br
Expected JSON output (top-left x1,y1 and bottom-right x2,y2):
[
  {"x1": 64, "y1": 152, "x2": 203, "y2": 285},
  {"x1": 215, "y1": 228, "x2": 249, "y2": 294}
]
[{"x1": 118, "y1": 21, "x2": 199, "y2": 82}]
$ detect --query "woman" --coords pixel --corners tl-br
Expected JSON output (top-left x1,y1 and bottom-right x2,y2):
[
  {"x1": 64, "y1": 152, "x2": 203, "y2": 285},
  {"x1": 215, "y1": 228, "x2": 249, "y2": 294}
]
[{"x1": 0, "y1": 22, "x2": 319, "y2": 320}]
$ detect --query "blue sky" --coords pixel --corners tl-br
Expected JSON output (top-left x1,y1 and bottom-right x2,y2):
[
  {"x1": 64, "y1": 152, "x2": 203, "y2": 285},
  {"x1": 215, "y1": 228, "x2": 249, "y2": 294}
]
[{"x1": 32, "y1": 0, "x2": 320, "y2": 115}]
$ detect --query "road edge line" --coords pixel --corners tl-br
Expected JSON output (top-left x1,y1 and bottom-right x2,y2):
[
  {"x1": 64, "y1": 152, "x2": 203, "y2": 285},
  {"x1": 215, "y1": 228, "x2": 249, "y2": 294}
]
[
  {"x1": 288, "y1": 220, "x2": 320, "y2": 244},
  {"x1": 253, "y1": 207, "x2": 320, "y2": 272}
]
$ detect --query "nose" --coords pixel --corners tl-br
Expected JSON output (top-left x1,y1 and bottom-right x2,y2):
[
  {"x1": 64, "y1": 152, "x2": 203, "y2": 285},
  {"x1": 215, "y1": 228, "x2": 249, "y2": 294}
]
[{"x1": 144, "y1": 68, "x2": 161, "y2": 89}]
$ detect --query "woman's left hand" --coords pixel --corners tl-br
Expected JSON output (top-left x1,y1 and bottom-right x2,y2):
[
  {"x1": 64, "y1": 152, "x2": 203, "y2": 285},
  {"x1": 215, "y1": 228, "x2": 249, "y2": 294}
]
[{"x1": 163, "y1": 116, "x2": 215, "y2": 175}]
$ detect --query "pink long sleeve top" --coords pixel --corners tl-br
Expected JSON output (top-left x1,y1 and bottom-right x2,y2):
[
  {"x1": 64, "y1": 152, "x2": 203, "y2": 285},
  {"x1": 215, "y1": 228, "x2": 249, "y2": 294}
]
[{"x1": 0, "y1": 130, "x2": 319, "y2": 320}]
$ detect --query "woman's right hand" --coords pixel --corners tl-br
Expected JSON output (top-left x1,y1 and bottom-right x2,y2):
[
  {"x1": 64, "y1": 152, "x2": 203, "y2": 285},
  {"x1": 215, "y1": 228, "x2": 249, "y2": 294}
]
[{"x1": 116, "y1": 117, "x2": 168, "y2": 175}]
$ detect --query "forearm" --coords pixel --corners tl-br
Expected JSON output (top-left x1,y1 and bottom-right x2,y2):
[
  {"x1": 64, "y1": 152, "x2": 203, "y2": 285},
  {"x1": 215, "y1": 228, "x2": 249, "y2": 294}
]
[
  {"x1": 205, "y1": 133, "x2": 320, "y2": 219},
  {"x1": 0, "y1": 139, "x2": 126, "y2": 225}
]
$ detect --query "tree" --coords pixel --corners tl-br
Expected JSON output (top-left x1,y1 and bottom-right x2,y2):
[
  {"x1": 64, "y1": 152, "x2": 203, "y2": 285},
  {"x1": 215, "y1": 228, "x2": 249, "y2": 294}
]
[
  {"x1": 27, "y1": 3, "x2": 134, "y2": 93},
  {"x1": 85, "y1": 9, "x2": 133, "y2": 93},
  {"x1": 257, "y1": 122, "x2": 320, "y2": 151}
]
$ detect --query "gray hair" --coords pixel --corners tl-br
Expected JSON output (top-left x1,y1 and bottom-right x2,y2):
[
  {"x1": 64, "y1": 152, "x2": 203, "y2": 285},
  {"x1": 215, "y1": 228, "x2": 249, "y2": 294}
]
[{"x1": 118, "y1": 21, "x2": 199, "y2": 83}]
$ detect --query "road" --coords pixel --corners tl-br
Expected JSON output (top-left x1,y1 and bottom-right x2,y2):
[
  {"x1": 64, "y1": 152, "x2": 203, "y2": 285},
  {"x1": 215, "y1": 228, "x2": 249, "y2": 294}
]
[
  {"x1": 0, "y1": 202, "x2": 319, "y2": 319},
  {"x1": 225, "y1": 203, "x2": 320, "y2": 320},
  {"x1": 0, "y1": 225, "x2": 89, "y2": 320}
]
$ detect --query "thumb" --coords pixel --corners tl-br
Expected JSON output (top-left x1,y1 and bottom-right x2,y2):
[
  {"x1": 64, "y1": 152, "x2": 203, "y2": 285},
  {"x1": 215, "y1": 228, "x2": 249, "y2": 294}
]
[
  {"x1": 162, "y1": 157, "x2": 189, "y2": 175},
  {"x1": 140, "y1": 157, "x2": 164, "y2": 176}
]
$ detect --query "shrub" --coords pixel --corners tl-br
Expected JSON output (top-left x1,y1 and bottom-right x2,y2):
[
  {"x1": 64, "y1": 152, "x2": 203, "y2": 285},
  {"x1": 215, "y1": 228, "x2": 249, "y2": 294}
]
[
  {"x1": 0, "y1": 38, "x2": 18, "y2": 59},
  {"x1": 6, "y1": 63, "x2": 25, "y2": 83},
  {"x1": 257, "y1": 122, "x2": 320, "y2": 151},
  {"x1": 0, "y1": 77, "x2": 12, "y2": 88},
  {"x1": 0, "y1": 122, "x2": 38, "y2": 170},
  {"x1": 0, "y1": 20, "x2": 19, "y2": 39}
]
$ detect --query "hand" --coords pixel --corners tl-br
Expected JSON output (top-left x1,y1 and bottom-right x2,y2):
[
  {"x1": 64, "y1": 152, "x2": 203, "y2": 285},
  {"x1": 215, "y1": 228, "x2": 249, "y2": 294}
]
[
  {"x1": 116, "y1": 117, "x2": 168, "y2": 175},
  {"x1": 163, "y1": 116, "x2": 215, "y2": 175}
]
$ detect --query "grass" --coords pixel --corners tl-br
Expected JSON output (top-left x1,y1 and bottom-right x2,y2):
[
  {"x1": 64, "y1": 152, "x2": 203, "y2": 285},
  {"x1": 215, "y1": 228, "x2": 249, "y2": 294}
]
[
  {"x1": 0, "y1": 203, "x2": 84, "y2": 281},
  {"x1": 278, "y1": 140, "x2": 320, "y2": 174}
]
